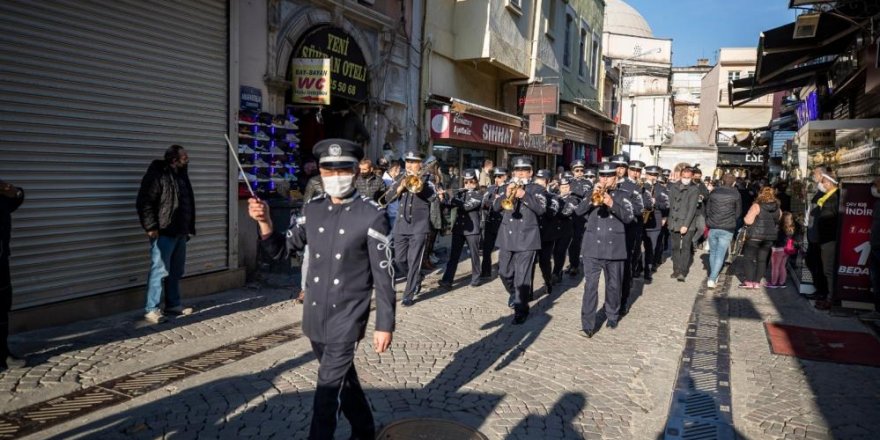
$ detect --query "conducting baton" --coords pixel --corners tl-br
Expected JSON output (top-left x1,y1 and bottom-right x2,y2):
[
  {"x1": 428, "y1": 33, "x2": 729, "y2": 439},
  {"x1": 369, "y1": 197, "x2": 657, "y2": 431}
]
[{"x1": 224, "y1": 134, "x2": 258, "y2": 199}]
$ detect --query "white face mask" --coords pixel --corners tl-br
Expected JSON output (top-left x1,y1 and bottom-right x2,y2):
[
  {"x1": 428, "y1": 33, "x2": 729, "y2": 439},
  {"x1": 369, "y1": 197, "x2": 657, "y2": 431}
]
[
  {"x1": 681, "y1": 178, "x2": 692, "y2": 185},
  {"x1": 323, "y1": 174, "x2": 355, "y2": 198}
]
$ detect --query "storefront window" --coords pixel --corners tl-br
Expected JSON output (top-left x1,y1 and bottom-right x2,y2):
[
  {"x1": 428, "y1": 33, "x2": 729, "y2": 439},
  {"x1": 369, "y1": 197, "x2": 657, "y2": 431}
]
[{"x1": 432, "y1": 145, "x2": 460, "y2": 173}]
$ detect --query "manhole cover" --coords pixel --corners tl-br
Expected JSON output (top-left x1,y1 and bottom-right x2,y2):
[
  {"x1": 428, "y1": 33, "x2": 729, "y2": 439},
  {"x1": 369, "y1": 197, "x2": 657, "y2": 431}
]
[{"x1": 378, "y1": 418, "x2": 488, "y2": 440}]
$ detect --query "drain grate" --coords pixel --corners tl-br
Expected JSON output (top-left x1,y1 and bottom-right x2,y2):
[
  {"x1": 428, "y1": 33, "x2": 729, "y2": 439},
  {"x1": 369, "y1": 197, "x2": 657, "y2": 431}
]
[
  {"x1": 0, "y1": 323, "x2": 303, "y2": 438},
  {"x1": 664, "y1": 272, "x2": 736, "y2": 440}
]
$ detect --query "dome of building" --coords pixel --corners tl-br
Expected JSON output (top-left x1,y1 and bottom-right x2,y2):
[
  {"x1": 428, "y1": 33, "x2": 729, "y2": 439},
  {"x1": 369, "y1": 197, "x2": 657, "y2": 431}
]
[{"x1": 604, "y1": 0, "x2": 654, "y2": 38}]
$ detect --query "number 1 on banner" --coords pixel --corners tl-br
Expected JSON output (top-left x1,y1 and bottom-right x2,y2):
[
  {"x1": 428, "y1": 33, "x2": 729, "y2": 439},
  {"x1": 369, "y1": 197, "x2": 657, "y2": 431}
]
[{"x1": 854, "y1": 241, "x2": 871, "y2": 266}]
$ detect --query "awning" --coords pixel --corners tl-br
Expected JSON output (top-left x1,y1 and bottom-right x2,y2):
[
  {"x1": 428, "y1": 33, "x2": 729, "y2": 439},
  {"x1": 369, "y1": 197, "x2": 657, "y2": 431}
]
[
  {"x1": 729, "y1": 61, "x2": 833, "y2": 107},
  {"x1": 715, "y1": 107, "x2": 773, "y2": 131},
  {"x1": 755, "y1": 14, "x2": 862, "y2": 84}
]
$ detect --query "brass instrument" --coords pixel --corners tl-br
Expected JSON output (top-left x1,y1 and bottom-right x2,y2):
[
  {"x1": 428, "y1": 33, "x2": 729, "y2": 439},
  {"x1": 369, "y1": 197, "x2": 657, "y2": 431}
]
[
  {"x1": 642, "y1": 181, "x2": 656, "y2": 223},
  {"x1": 501, "y1": 182, "x2": 524, "y2": 210},
  {"x1": 591, "y1": 184, "x2": 607, "y2": 206},
  {"x1": 378, "y1": 173, "x2": 425, "y2": 208}
]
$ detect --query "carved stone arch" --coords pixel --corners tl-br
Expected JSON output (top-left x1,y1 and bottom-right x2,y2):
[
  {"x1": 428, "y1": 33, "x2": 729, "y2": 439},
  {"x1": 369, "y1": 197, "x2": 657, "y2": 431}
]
[{"x1": 267, "y1": 5, "x2": 377, "y2": 110}]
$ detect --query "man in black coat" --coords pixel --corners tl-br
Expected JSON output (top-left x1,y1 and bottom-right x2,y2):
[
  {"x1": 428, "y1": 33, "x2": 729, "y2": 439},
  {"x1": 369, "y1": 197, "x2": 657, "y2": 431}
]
[
  {"x1": 1, "y1": 179, "x2": 25, "y2": 371},
  {"x1": 611, "y1": 155, "x2": 644, "y2": 315},
  {"x1": 136, "y1": 145, "x2": 195, "y2": 324},
  {"x1": 667, "y1": 167, "x2": 700, "y2": 281},
  {"x1": 493, "y1": 157, "x2": 547, "y2": 324},
  {"x1": 480, "y1": 168, "x2": 508, "y2": 278},
  {"x1": 566, "y1": 161, "x2": 592, "y2": 276},
  {"x1": 388, "y1": 151, "x2": 438, "y2": 306},
  {"x1": 439, "y1": 170, "x2": 483, "y2": 288},
  {"x1": 812, "y1": 172, "x2": 841, "y2": 311},
  {"x1": 641, "y1": 166, "x2": 668, "y2": 283},
  {"x1": 576, "y1": 162, "x2": 635, "y2": 337},
  {"x1": 554, "y1": 176, "x2": 580, "y2": 282},
  {"x1": 535, "y1": 169, "x2": 562, "y2": 294},
  {"x1": 249, "y1": 139, "x2": 395, "y2": 440}
]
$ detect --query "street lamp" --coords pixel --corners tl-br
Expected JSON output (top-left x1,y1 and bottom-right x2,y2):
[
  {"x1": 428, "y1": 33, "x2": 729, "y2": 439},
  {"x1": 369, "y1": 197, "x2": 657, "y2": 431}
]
[{"x1": 614, "y1": 48, "x2": 662, "y2": 155}]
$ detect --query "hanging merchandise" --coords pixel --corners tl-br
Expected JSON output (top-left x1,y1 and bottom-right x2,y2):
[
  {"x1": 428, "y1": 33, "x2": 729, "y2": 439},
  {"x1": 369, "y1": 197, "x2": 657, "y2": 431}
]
[{"x1": 237, "y1": 110, "x2": 301, "y2": 200}]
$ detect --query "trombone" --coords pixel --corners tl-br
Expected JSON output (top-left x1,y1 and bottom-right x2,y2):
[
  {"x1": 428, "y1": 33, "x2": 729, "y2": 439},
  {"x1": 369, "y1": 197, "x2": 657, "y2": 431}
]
[
  {"x1": 500, "y1": 182, "x2": 524, "y2": 210},
  {"x1": 378, "y1": 174, "x2": 424, "y2": 208}
]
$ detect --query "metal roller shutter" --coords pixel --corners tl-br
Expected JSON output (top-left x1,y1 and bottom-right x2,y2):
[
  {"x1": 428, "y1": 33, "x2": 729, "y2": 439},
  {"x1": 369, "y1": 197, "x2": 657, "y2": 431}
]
[
  {"x1": 0, "y1": 0, "x2": 230, "y2": 309},
  {"x1": 557, "y1": 119, "x2": 599, "y2": 145}
]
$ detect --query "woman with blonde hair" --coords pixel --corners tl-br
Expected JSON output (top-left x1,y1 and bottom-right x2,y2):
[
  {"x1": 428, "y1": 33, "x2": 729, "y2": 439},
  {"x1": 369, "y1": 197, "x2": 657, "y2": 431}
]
[{"x1": 741, "y1": 186, "x2": 782, "y2": 289}]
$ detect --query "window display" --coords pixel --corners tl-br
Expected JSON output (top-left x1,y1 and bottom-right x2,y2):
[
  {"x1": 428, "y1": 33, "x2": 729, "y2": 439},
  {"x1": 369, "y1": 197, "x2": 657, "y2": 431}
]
[{"x1": 237, "y1": 110, "x2": 301, "y2": 199}]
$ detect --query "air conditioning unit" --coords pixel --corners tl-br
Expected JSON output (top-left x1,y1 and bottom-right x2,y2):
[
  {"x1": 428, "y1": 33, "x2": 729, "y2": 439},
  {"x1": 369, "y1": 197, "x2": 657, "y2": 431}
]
[{"x1": 793, "y1": 13, "x2": 820, "y2": 39}]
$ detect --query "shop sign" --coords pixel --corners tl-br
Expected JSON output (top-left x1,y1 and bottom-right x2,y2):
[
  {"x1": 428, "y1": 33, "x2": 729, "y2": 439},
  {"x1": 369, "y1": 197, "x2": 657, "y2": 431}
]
[
  {"x1": 716, "y1": 150, "x2": 764, "y2": 166},
  {"x1": 520, "y1": 84, "x2": 559, "y2": 115},
  {"x1": 291, "y1": 58, "x2": 331, "y2": 105},
  {"x1": 239, "y1": 86, "x2": 262, "y2": 111},
  {"x1": 430, "y1": 109, "x2": 562, "y2": 155},
  {"x1": 835, "y1": 183, "x2": 875, "y2": 302},
  {"x1": 795, "y1": 91, "x2": 820, "y2": 129},
  {"x1": 807, "y1": 129, "x2": 835, "y2": 150},
  {"x1": 294, "y1": 26, "x2": 368, "y2": 102}
]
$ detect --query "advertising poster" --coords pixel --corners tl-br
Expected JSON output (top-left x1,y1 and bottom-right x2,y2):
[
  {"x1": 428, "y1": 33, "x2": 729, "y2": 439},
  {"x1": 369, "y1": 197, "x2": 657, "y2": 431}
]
[
  {"x1": 291, "y1": 58, "x2": 331, "y2": 105},
  {"x1": 835, "y1": 183, "x2": 874, "y2": 303}
]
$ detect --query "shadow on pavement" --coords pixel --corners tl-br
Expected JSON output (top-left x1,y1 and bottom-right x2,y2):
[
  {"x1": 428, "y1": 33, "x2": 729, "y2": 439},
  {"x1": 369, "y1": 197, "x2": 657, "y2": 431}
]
[
  {"x1": 43, "y1": 283, "x2": 571, "y2": 439},
  {"x1": 506, "y1": 392, "x2": 586, "y2": 439}
]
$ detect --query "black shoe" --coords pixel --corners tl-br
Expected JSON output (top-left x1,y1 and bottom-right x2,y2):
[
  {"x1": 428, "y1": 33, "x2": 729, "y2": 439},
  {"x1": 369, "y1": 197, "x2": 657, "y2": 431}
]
[
  {"x1": 437, "y1": 280, "x2": 453, "y2": 288},
  {"x1": 580, "y1": 329, "x2": 594, "y2": 339},
  {"x1": 469, "y1": 280, "x2": 481, "y2": 287},
  {"x1": 401, "y1": 296, "x2": 414, "y2": 307},
  {"x1": 605, "y1": 321, "x2": 618, "y2": 329},
  {"x1": 619, "y1": 307, "x2": 629, "y2": 317},
  {"x1": 545, "y1": 284, "x2": 553, "y2": 295},
  {"x1": 508, "y1": 296, "x2": 515, "y2": 308},
  {"x1": 677, "y1": 274, "x2": 686, "y2": 282},
  {"x1": 551, "y1": 273, "x2": 562, "y2": 284},
  {"x1": 644, "y1": 276, "x2": 653, "y2": 284},
  {"x1": 670, "y1": 272, "x2": 679, "y2": 279},
  {"x1": 512, "y1": 313, "x2": 528, "y2": 325}
]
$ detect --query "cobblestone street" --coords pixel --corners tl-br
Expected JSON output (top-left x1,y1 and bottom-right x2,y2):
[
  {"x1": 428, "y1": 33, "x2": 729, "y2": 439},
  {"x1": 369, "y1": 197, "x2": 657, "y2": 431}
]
[{"x1": 2, "y1": 251, "x2": 879, "y2": 439}]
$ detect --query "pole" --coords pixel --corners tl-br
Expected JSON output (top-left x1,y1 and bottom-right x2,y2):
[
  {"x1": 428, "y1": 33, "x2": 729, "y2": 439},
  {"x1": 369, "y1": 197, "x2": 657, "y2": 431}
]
[{"x1": 224, "y1": 134, "x2": 258, "y2": 199}]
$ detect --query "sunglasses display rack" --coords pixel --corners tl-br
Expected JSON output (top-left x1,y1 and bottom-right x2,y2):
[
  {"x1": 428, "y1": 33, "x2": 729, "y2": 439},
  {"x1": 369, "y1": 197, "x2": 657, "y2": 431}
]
[{"x1": 237, "y1": 110, "x2": 301, "y2": 199}]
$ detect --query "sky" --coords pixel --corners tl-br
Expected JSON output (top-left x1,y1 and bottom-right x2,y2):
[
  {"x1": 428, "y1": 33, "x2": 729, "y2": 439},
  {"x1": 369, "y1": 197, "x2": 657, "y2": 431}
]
[{"x1": 625, "y1": 0, "x2": 799, "y2": 66}]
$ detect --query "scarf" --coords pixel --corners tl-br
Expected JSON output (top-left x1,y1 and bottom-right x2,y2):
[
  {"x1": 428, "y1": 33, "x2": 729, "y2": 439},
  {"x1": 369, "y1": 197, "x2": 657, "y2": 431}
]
[{"x1": 817, "y1": 187, "x2": 837, "y2": 208}]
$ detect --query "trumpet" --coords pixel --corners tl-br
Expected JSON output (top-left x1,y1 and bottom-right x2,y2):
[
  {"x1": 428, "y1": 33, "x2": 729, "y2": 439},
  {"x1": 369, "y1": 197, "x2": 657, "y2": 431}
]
[
  {"x1": 501, "y1": 183, "x2": 524, "y2": 210},
  {"x1": 378, "y1": 174, "x2": 424, "y2": 208},
  {"x1": 591, "y1": 185, "x2": 607, "y2": 206}
]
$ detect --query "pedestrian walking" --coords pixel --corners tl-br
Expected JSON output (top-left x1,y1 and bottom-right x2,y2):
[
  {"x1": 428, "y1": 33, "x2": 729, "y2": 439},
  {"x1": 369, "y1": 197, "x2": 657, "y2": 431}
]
[
  {"x1": 479, "y1": 159, "x2": 494, "y2": 190},
  {"x1": 387, "y1": 151, "x2": 437, "y2": 307},
  {"x1": 626, "y1": 160, "x2": 652, "y2": 279},
  {"x1": 577, "y1": 162, "x2": 635, "y2": 338},
  {"x1": 354, "y1": 159, "x2": 386, "y2": 202},
  {"x1": 804, "y1": 166, "x2": 832, "y2": 301},
  {"x1": 705, "y1": 173, "x2": 741, "y2": 288},
  {"x1": 493, "y1": 157, "x2": 546, "y2": 325},
  {"x1": 135, "y1": 145, "x2": 195, "y2": 324},
  {"x1": 768, "y1": 212, "x2": 798, "y2": 288},
  {"x1": 566, "y1": 161, "x2": 593, "y2": 276},
  {"x1": 741, "y1": 187, "x2": 782, "y2": 289},
  {"x1": 480, "y1": 168, "x2": 507, "y2": 278},
  {"x1": 249, "y1": 139, "x2": 395, "y2": 440},
  {"x1": 667, "y1": 167, "x2": 700, "y2": 282},
  {"x1": 1, "y1": 179, "x2": 25, "y2": 371},
  {"x1": 439, "y1": 170, "x2": 483, "y2": 288}
]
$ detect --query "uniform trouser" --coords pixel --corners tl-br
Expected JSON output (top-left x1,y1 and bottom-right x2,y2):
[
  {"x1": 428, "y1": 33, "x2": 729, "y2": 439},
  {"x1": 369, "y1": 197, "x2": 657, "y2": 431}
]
[
  {"x1": 582, "y1": 257, "x2": 624, "y2": 331},
  {"x1": 443, "y1": 233, "x2": 481, "y2": 284},
  {"x1": 481, "y1": 225, "x2": 499, "y2": 277},
  {"x1": 1, "y1": 258, "x2": 11, "y2": 360},
  {"x1": 621, "y1": 225, "x2": 639, "y2": 309},
  {"x1": 671, "y1": 230, "x2": 696, "y2": 276},
  {"x1": 643, "y1": 229, "x2": 661, "y2": 275},
  {"x1": 498, "y1": 250, "x2": 536, "y2": 315},
  {"x1": 630, "y1": 225, "x2": 645, "y2": 275},
  {"x1": 553, "y1": 235, "x2": 572, "y2": 277},
  {"x1": 658, "y1": 226, "x2": 670, "y2": 265},
  {"x1": 394, "y1": 233, "x2": 428, "y2": 298},
  {"x1": 538, "y1": 240, "x2": 555, "y2": 286},
  {"x1": 806, "y1": 241, "x2": 828, "y2": 297},
  {"x1": 309, "y1": 340, "x2": 374, "y2": 440},
  {"x1": 568, "y1": 226, "x2": 585, "y2": 270}
]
